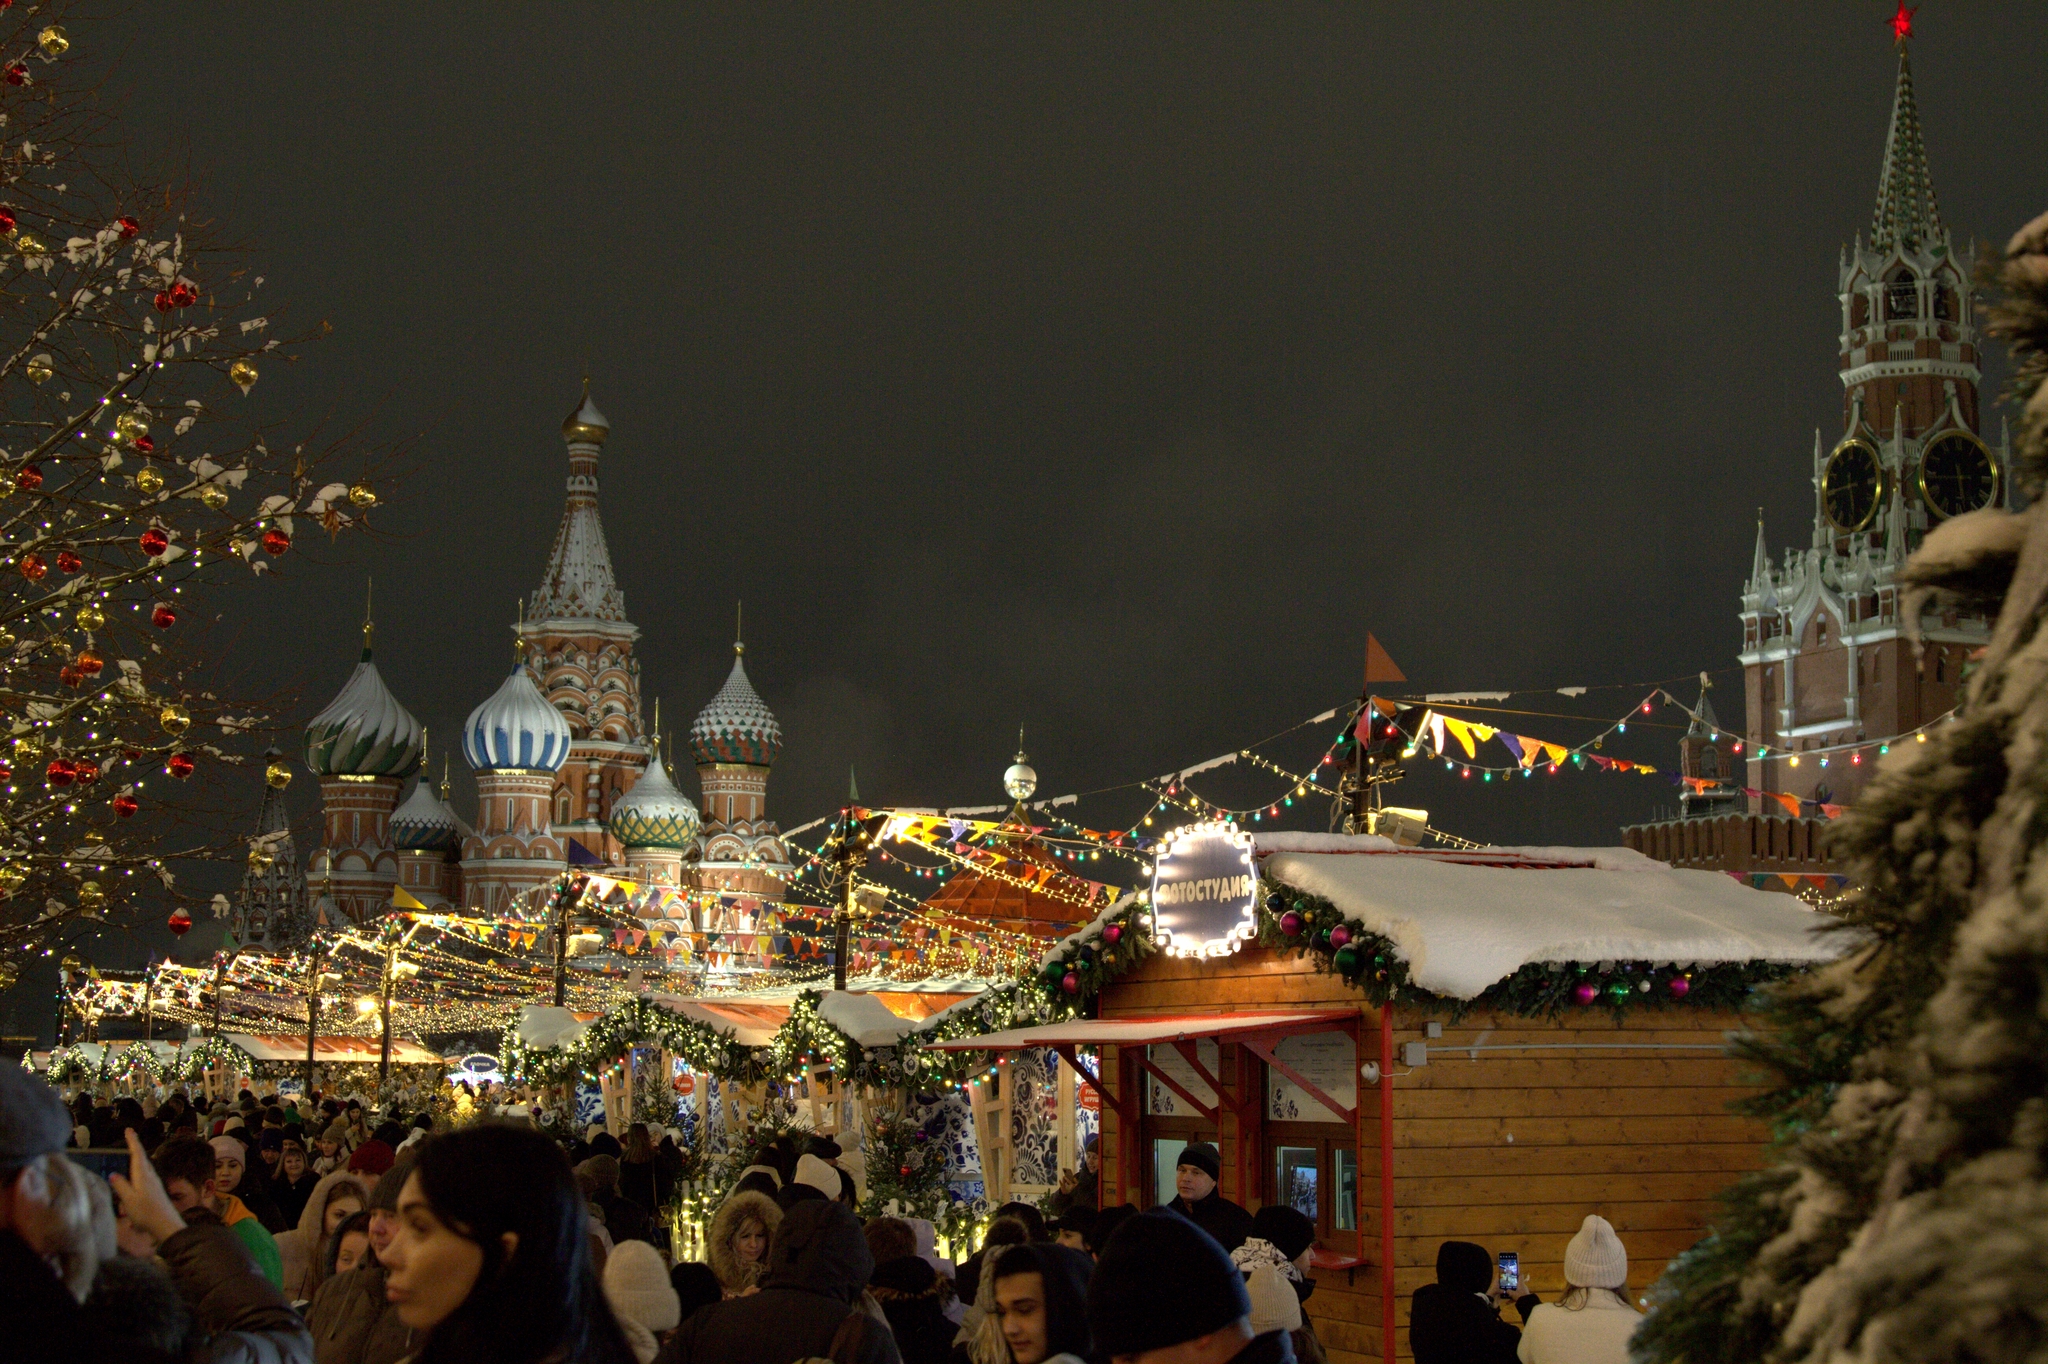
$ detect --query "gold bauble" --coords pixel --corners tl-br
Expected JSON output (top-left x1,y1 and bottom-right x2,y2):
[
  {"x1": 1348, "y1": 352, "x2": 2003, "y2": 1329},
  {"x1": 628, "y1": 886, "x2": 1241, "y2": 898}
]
[
  {"x1": 135, "y1": 465, "x2": 164, "y2": 495},
  {"x1": 13, "y1": 735, "x2": 41, "y2": 761},
  {"x1": 13, "y1": 233, "x2": 44, "y2": 259},
  {"x1": 76, "y1": 881, "x2": 104, "y2": 912},
  {"x1": 113, "y1": 411, "x2": 148, "y2": 444},
  {"x1": 37, "y1": 26, "x2": 69, "y2": 57},
  {"x1": 199, "y1": 483, "x2": 229, "y2": 511},
  {"x1": 158, "y1": 703, "x2": 190, "y2": 736},
  {"x1": 24, "y1": 355, "x2": 51, "y2": 385},
  {"x1": 0, "y1": 631, "x2": 16, "y2": 651},
  {"x1": 0, "y1": 865, "x2": 23, "y2": 892},
  {"x1": 229, "y1": 359, "x2": 258, "y2": 393},
  {"x1": 265, "y1": 759, "x2": 292, "y2": 790},
  {"x1": 348, "y1": 481, "x2": 377, "y2": 508},
  {"x1": 246, "y1": 848, "x2": 273, "y2": 872},
  {"x1": 74, "y1": 603, "x2": 103, "y2": 631}
]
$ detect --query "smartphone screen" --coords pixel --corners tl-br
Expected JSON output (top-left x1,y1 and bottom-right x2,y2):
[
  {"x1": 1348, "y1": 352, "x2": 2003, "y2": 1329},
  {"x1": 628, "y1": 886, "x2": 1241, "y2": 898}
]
[
  {"x1": 1498, "y1": 1251, "x2": 1519, "y2": 1293},
  {"x1": 66, "y1": 1148, "x2": 128, "y2": 1181}
]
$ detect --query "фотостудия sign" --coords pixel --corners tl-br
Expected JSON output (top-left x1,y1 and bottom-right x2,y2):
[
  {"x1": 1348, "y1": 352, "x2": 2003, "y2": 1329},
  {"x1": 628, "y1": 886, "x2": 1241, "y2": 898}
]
[{"x1": 1149, "y1": 822, "x2": 1259, "y2": 958}]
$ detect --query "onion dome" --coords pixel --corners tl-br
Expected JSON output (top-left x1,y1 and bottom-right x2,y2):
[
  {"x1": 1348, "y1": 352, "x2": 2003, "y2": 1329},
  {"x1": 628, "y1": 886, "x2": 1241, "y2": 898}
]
[
  {"x1": 689, "y1": 646, "x2": 782, "y2": 767},
  {"x1": 463, "y1": 664, "x2": 572, "y2": 772},
  {"x1": 609, "y1": 751, "x2": 701, "y2": 850},
  {"x1": 304, "y1": 636, "x2": 423, "y2": 778},
  {"x1": 390, "y1": 768, "x2": 463, "y2": 853},
  {"x1": 561, "y1": 381, "x2": 609, "y2": 445}
]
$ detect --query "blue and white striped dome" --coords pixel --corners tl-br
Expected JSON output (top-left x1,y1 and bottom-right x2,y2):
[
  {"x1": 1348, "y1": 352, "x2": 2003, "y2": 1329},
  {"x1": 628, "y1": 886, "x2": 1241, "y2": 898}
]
[
  {"x1": 462, "y1": 665, "x2": 572, "y2": 773},
  {"x1": 609, "y1": 753, "x2": 701, "y2": 850}
]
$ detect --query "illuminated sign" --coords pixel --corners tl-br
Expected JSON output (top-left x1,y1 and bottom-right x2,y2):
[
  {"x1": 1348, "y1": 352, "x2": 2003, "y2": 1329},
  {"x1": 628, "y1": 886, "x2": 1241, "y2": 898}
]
[{"x1": 1148, "y1": 822, "x2": 1259, "y2": 958}]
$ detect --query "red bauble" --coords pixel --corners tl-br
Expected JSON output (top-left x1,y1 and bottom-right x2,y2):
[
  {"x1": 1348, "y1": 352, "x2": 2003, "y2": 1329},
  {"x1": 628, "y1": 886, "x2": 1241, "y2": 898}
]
[
  {"x1": 261, "y1": 528, "x2": 291, "y2": 556},
  {"x1": 17, "y1": 553, "x2": 43, "y2": 581},
  {"x1": 44, "y1": 758, "x2": 74, "y2": 787},
  {"x1": 0, "y1": 760, "x2": 12, "y2": 782},
  {"x1": 167, "y1": 907, "x2": 191, "y2": 937},
  {"x1": 165, "y1": 752, "x2": 194, "y2": 779},
  {"x1": 152, "y1": 290, "x2": 173, "y2": 313},
  {"x1": 57, "y1": 665, "x2": 82, "y2": 689},
  {"x1": 3, "y1": 65, "x2": 26, "y2": 87},
  {"x1": 133, "y1": 435, "x2": 154, "y2": 454},
  {"x1": 151, "y1": 603, "x2": 176, "y2": 629},
  {"x1": 114, "y1": 216, "x2": 139, "y2": 239},
  {"x1": 54, "y1": 549, "x2": 81, "y2": 574},
  {"x1": 0, "y1": 208, "x2": 15, "y2": 236},
  {"x1": 1668, "y1": 977, "x2": 1691, "y2": 998},
  {"x1": 139, "y1": 527, "x2": 169, "y2": 556},
  {"x1": 168, "y1": 281, "x2": 198, "y2": 307},
  {"x1": 113, "y1": 793, "x2": 138, "y2": 818},
  {"x1": 1572, "y1": 983, "x2": 1599, "y2": 1006},
  {"x1": 72, "y1": 758, "x2": 98, "y2": 785},
  {"x1": 13, "y1": 464, "x2": 40, "y2": 492},
  {"x1": 75, "y1": 650, "x2": 102, "y2": 676}
]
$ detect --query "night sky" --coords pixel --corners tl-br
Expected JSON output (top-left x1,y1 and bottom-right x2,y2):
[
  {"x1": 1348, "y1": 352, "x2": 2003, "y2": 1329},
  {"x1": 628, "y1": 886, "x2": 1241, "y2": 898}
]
[{"x1": 9, "y1": 5, "x2": 2045, "y2": 1033}]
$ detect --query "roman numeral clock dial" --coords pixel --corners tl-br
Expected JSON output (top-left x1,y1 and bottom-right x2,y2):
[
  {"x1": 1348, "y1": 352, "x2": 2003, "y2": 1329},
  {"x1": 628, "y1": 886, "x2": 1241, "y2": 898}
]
[{"x1": 1918, "y1": 432, "x2": 1998, "y2": 519}]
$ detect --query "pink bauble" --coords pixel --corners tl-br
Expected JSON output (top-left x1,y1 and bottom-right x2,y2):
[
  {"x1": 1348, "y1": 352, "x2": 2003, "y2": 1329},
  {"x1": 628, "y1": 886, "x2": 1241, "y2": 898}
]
[
  {"x1": 1573, "y1": 983, "x2": 1599, "y2": 1005},
  {"x1": 1061, "y1": 971, "x2": 1080, "y2": 995},
  {"x1": 1104, "y1": 924, "x2": 1123, "y2": 943},
  {"x1": 1669, "y1": 977, "x2": 1691, "y2": 997},
  {"x1": 1329, "y1": 925, "x2": 1352, "y2": 949}
]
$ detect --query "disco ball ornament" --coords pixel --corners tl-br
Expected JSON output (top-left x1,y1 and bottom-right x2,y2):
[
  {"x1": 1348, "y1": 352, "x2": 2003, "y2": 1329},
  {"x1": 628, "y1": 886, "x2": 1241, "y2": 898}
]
[
  {"x1": 134, "y1": 465, "x2": 164, "y2": 496},
  {"x1": 1003, "y1": 751, "x2": 1038, "y2": 802}
]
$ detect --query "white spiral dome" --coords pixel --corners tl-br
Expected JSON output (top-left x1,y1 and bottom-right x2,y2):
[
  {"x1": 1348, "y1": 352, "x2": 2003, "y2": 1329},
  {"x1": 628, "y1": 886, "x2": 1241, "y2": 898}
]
[
  {"x1": 304, "y1": 648, "x2": 423, "y2": 779},
  {"x1": 462, "y1": 665, "x2": 572, "y2": 773}
]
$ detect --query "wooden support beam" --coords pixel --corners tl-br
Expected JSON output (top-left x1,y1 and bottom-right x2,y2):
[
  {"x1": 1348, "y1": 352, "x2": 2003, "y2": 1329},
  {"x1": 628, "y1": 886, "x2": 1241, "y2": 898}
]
[
  {"x1": 1238, "y1": 1037, "x2": 1357, "y2": 1126},
  {"x1": 1174, "y1": 1039, "x2": 1257, "y2": 1123},
  {"x1": 1053, "y1": 1045, "x2": 1130, "y2": 1124},
  {"x1": 1135, "y1": 1052, "x2": 1219, "y2": 1124}
]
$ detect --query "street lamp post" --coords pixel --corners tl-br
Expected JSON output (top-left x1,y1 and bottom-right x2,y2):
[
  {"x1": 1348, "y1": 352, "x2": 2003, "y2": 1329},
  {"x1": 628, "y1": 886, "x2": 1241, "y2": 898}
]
[
  {"x1": 377, "y1": 932, "x2": 397, "y2": 1091},
  {"x1": 826, "y1": 775, "x2": 869, "y2": 992},
  {"x1": 304, "y1": 935, "x2": 324, "y2": 1098}
]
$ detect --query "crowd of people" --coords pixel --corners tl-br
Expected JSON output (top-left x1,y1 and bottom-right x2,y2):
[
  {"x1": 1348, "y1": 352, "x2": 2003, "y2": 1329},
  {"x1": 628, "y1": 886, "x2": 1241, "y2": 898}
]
[{"x1": 0, "y1": 1063, "x2": 1644, "y2": 1364}]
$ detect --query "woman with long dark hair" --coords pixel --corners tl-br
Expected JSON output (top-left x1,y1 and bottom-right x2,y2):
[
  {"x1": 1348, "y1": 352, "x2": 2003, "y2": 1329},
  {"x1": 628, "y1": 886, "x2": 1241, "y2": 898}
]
[{"x1": 379, "y1": 1122, "x2": 637, "y2": 1364}]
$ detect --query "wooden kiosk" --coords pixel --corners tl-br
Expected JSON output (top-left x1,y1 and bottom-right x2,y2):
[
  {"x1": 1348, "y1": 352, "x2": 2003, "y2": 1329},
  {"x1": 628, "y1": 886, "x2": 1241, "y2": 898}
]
[{"x1": 932, "y1": 831, "x2": 1839, "y2": 1364}]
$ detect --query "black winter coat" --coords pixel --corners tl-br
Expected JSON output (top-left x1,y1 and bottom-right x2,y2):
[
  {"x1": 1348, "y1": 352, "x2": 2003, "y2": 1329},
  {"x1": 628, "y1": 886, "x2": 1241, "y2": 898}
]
[
  {"x1": 657, "y1": 1200, "x2": 903, "y2": 1364},
  {"x1": 1166, "y1": 1189, "x2": 1256, "y2": 1253},
  {"x1": 305, "y1": 1262, "x2": 415, "y2": 1364},
  {"x1": 270, "y1": 1170, "x2": 320, "y2": 1230},
  {"x1": 71, "y1": 1222, "x2": 313, "y2": 1364},
  {"x1": 1408, "y1": 1284, "x2": 1537, "y2": 1364},
  {"x1": 0, "y1": 1228, "x2": 78, "y2": 1364}
]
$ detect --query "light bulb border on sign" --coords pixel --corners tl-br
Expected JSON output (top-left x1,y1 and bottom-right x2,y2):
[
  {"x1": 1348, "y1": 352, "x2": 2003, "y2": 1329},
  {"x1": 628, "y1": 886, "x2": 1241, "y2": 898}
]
[{"x1": 1147, "y1": 820, "x2": 1260, "y2": 960}]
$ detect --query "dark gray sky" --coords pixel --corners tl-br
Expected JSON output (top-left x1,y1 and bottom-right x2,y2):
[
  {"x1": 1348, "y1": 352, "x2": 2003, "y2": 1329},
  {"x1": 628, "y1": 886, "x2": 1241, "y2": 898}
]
[{"x1": 90, "y1": 4, "x2": 2048, "y2": 855}]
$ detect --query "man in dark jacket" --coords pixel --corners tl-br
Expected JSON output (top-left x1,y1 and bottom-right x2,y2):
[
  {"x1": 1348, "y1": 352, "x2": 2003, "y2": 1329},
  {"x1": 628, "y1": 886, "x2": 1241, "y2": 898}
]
[
  {"x1": 1165, "y1": 1141, "x2": 1255, "y2": 1253},
  {"x1": 1088, "y1": 1207, "x2": 1293, "y2": 1364},
  {"x1": 658, "y1": 1199, "x2": 902, "y2": 1364},
  {"x1": 1409, "y1": 1240, "x2": 1539, "y2": 1364},
  {"x1": 1049, "y1": 1133, "x2": 1101, "y2": 1218},
  {"x1": 0, "y1": 1065, "x2": 86, "y2": 1363}
]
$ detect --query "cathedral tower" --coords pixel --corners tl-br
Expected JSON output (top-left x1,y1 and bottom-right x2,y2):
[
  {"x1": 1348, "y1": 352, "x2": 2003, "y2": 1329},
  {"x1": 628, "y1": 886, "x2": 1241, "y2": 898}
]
[
  {"x1": 1738, "y1": 30, "x2": 2005, "y2": 812},
  {"x1": 303, "y1": 614, "x2": 423, "y2": 924},
  {"x1": 519, "y1": 384, "x2": 648, "y2": 865},
  {"x1": 231, "y1": 748, "x2": 311, "y2": 949},
  {"x1": 459, "y1": 659, "x2": 571, "y2": 915},
  {"x1": 689, "y1": 638, "x2": 793, "y2": 896}
]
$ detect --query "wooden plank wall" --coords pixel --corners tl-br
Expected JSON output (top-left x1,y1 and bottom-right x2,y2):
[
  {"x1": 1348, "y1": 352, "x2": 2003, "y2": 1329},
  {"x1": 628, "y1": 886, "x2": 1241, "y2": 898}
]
[{"x1": 1094, "y1": 950, "x2": 1772, "y2": 1364}]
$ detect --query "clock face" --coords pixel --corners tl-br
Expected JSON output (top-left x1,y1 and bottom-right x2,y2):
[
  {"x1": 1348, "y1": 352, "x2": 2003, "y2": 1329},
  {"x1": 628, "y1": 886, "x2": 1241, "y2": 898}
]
[
  {"x1": 1918, "y1": 433, "x2": 1999, "y2": 520},
  {"x1": 1822, "y1": 441, "x2": 1884, "y2": 532}
]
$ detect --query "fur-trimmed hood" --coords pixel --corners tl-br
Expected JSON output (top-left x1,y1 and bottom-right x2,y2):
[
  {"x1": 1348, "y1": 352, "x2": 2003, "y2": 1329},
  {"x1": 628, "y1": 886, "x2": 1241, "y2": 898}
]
[{"x1": 708, "y1": 1189, "x2": 781, "y2": 1291}]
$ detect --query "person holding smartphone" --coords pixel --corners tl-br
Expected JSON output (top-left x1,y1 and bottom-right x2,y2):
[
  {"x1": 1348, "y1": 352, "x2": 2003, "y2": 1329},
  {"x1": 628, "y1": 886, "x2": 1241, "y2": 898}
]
[{"x1": 1410, "y1": 1240, "x2": 1540, "y2": 1364}]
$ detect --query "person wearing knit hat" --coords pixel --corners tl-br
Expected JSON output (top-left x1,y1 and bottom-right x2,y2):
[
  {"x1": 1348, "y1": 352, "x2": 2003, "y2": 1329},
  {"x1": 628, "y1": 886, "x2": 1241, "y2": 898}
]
[
  {"x1": 1410, "y1": 1240, "x2": 1538, "y2": 1364},
  {"x1": 1088, "y1": 1207, "x2": 1289, "y2": 1364},
  {"x1": 1516, "y1": 1216, "x2": 1640, "y2": 1364},
  {"x1": 209, "y1": 1132, "x2": 288, "y2": 1233},
  {"x1": 792, "y1": 1152, "x2": 842, "y2": 1200},
  {"x1": 1246, "y1": 1262, "x2": 1303, "y2": 1337},
  {"x1": 1165, "y1": 1140, "x2": 1256, "y2": 1253},
  {"x1": 603, "y1": 1239, "x2": 681, "y2": 1363}
]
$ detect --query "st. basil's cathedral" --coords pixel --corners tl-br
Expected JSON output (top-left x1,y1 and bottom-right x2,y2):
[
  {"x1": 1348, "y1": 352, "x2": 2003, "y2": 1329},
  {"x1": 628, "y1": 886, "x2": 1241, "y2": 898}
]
[{"x1": 276, "y1": 388, "x2": 794, "y2": 934}]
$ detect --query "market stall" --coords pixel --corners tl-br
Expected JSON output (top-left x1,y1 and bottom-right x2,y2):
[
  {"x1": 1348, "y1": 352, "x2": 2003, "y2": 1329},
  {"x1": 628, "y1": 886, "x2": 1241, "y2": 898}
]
[{"x1": 931, "y1": 828, "x2": 1844, "y2": 1364}]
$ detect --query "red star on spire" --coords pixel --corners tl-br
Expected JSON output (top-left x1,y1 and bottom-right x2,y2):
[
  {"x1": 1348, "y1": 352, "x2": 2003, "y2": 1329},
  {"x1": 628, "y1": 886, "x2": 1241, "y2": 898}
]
[{"x1": 1890, "y1": 2, "x2": 1917, "y2": 43}]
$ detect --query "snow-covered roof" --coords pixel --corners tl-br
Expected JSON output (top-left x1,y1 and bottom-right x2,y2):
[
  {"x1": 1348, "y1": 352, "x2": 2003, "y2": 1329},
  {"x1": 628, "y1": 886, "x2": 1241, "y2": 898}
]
[
  {"x1": 390, "y1": 775, "x2": 465, "y2": 852},
  {"x1": 643, "y1": 994, "x2": 787, "y2": 1047},
  {"x1": 609, "y1": 753, "x2": 701, "y2": 850},
  {"x1": 463, "y1": 664, "x2": 572, "y2": 772},
  {"x1": 513, "y1": 1005, "x2": 592, "y2": 1051},
  {"x1": 816, "y1": 990, "x2": 915, "y2": 1048},
  {"x1": 1262, "y1": 841, "x2": 1845, "y2": 999}
]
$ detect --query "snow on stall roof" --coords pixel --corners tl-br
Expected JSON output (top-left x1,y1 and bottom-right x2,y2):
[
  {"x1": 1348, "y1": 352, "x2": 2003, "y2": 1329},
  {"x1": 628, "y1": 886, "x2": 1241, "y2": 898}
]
[
  {"x1": 1262, "y1": 843, "x2": 1845, "y2": 1000},
  {"x1": 817, "y1": 991, "x2": 916, "y2": 1047},
  {"x1": 514, "y1": 1005, "x2": 593, "y2": 1051}
]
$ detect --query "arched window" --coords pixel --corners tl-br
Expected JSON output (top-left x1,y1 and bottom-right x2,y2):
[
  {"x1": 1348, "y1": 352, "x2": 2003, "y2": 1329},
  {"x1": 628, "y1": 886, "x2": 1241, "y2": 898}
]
[
  {"x1": 1934, "y1": 277, "x2": 1959, "y2": 321},
  {"x1": 1935, "y1": 650, "x2": 1946, "y2": 683},
  {"x1": 555, "y1": 793, "x2": 570, "y2": 824},
  {"x1": 1850, "y1": 293, "x2": 1869, "y2": 328},
  {"x1": 1886, "y1": 268, "x2": 1918, "y2": 321},
  {"x1": 1698, "y1": 746, "x2": 1719, "y2": 779}
]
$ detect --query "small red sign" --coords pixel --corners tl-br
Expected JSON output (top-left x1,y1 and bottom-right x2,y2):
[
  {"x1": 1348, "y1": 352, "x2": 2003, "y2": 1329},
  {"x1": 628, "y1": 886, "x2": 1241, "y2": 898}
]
[
  {"x1": 673, "y1": 1072, "x2": 697, "y2": 1097},
  {"x1": 1077, "y1": 1085, "x2": 1100, "y2": 1114}
]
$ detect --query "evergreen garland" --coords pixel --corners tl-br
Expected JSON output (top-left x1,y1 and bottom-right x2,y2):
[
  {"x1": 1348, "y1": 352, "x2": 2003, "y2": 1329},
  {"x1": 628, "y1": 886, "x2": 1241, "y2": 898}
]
[
  {"x1": 503, "y1": 994, "x2": 768, "y2": 1088},
  {"x1": 857, "y1": 1103, "x2": 953, "y2": 1221}
]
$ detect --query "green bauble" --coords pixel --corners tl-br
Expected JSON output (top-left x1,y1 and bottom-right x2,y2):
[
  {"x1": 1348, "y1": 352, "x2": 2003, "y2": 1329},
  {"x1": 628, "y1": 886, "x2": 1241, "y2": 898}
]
[{"x1": 1333, "y1": 945, "x2": 1360, "y2": 975}]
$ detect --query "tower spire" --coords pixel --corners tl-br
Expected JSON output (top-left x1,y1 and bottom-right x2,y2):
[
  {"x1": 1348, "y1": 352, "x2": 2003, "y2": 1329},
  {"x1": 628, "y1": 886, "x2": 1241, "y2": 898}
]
[
  {"x1": 1751, "y1": 511, "x2": 1770, "y2": 587},
  {"x1": 1871, "y1": 31, "x2": 1943, "y2": 254},
  {"x1": 362, "y1": 577, "x2": 374, "y2": 659},
  {"x1": 735, "y1": 601, "x2": 744, "y2": 657}
]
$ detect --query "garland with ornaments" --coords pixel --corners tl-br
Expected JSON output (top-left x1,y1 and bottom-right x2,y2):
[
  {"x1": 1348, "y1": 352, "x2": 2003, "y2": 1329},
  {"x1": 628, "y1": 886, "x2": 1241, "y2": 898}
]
[{"x1": 502, "y1": 993, "x2": 768, "y2": 1089}]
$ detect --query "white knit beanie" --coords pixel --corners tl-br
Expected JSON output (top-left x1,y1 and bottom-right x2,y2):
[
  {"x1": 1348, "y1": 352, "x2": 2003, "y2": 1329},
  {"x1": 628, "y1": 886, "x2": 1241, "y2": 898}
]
[
  {"x1": 1245, "y1": 1263, "x2": 1302, "y2": 1335},
  {"x1": 603, "y1": 1240, "x2": 681, "y2": 1333},
  {"x1": 1563, "y1": 1214, "x2": 1628, "y2": 1289},
  {"x1": 794, "y1": 1152, "x2": 842, "y2": 1199}
]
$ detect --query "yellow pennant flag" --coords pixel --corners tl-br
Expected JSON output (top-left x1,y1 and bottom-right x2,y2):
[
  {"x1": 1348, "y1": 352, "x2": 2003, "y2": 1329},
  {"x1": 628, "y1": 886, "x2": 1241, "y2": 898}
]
[{"x1": 391, "y1": 887, "x2": 428, "y2": 911}]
